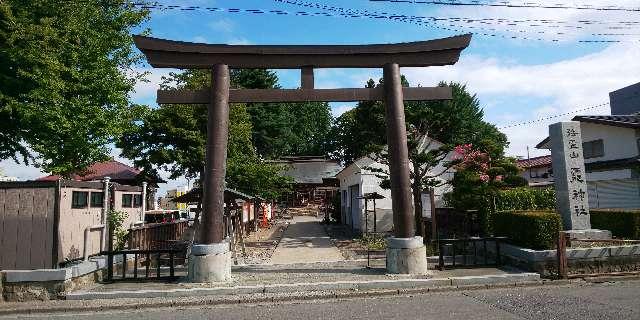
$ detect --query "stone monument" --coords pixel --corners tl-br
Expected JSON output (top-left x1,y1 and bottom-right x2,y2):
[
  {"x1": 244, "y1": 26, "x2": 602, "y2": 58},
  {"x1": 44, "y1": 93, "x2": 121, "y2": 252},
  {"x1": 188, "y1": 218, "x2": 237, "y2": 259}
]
[{"x1": 549, "y1": 121, "x2": 611, "y2": 240}]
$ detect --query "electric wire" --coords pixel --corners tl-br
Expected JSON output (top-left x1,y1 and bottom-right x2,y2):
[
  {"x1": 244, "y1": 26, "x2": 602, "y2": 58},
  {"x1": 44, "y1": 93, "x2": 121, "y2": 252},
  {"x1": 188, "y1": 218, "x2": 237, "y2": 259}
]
[{"x1": 368, "y1": 0, "x2": 640, "y2": 13}]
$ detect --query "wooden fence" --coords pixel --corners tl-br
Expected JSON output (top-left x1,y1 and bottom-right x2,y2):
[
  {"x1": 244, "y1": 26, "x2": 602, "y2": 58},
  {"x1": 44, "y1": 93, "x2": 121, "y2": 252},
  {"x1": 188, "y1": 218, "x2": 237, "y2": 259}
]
[
  {"x1": 128, "y1": 220, "x2": 190, "y2": 250},
  {"x1": 0, "y1": 185, "x2": 57, "y2": 270}
]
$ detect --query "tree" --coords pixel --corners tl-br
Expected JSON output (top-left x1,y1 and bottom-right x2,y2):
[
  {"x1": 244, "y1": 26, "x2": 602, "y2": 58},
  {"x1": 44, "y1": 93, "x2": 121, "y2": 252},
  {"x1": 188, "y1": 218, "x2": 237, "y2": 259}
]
[
  {"x1": 332, "y1": 79, "x2": 510, "y2": 236},
  {"x1": 117, "y1": 69, "x2": 291, "y2": 199},
  {"x1": 0, "y1": 0, "x2": 149, "y2": 176},
  {"x1": 232, "y1": 70, "x2": 333, "y2": 158},
  {"x1": 444, "y1": 145, "x2": 526, "y2": 235}
]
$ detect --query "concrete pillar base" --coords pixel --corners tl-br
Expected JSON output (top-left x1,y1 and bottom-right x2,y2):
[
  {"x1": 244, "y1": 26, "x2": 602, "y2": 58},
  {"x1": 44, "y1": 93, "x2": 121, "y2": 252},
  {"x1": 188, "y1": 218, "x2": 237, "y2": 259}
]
[
  {"x1": 188, "y1": 241, "x2": 232, "y2": 283},
  {"x1": 386, "y1": 236, "x2": 429, "y2": 275}
]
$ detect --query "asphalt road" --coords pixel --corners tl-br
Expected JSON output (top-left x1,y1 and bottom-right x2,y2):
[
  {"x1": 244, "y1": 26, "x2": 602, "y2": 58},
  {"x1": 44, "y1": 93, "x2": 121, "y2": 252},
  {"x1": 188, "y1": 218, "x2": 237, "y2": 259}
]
[{"x1": 5, "y1": 280, "x2": 640, "y2": 320}]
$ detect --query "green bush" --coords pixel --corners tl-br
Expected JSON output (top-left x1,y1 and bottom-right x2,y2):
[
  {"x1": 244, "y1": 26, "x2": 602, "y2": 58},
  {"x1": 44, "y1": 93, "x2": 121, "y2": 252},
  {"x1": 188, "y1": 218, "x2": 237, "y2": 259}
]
[
  {"x1": 492, "y1": 211, "x2": 562, "y2": 250},
  {"x1": 591, "y1": 210, "x2": 640, "y2": 239},
  {"x1": 494, "y1": 187, "x2": 556, "y2": 212}
]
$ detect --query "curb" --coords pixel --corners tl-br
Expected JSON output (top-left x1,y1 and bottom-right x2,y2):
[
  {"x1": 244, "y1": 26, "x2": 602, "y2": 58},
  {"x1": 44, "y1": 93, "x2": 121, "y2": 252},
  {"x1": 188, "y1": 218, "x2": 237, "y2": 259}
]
[
  {"x1": 65, "y1": 273, "x2": 541, "y2": 300},
  {"x1": 0, "y1": 277, "x2": 564, "y2": 317}
]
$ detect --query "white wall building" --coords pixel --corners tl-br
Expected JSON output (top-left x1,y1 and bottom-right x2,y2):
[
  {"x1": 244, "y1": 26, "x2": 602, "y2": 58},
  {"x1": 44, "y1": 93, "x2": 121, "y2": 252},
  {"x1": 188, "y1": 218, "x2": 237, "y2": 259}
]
[
  {"x1": 537, "y1": 115, "x2": 640, "y2": 209},
  {"x1": 335, "y1": 137, "x2": 454, "y2": 234}
]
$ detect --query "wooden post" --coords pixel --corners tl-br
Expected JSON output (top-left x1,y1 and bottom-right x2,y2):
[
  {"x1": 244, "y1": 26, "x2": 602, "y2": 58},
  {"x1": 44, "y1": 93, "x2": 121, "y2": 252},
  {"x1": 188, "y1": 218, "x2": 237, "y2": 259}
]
[
  {"x1": 301, "y1": 67, "x2": 314, "y2": 89},
  {"x1": 430, "y1": 189, "x2": 437, "y2": 242},
  {"x1": 557, "y1": 231, "x2": 568, "y2": 279},
  {"x1": 364, "y1": 199, "x2": 369, "y2": 234},
  {"x1": 373, "y1": 199, "x2": 377, "y2": 233},
  {"x1": 383, "y1": 63, "x2": 414, "y2": 239},
  {"x1": 200, "y1": 64, "x2": 230, "y2": 244}
]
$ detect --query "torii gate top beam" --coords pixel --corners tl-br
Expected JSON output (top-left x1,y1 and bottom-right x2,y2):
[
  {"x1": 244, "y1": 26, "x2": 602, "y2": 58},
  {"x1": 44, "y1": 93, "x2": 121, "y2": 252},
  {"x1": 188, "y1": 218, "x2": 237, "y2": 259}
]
[{"x1": 133, "y1": 34, "x2": 472, "y2": 69}]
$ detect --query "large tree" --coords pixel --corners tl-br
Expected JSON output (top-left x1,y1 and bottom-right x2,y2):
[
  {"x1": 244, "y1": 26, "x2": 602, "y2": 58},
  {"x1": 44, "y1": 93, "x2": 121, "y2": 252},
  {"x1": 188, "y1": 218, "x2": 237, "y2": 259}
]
[
  {"x1": 332, "y1": 79, "x2": 510, "y2": 236},
  {"x1": 0, "y1": 0, "x2": 149, "y2": 176},
  {"x1": 117, "y1": 69, "x2": 291, "y2": 199},
  {"x1": 235, "y1": 70, "x2": 333, "y2": 158}
]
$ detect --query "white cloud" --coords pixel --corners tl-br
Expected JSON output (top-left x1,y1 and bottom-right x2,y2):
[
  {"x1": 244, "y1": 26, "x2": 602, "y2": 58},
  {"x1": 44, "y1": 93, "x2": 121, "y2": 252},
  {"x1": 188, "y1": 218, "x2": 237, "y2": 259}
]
[
  {"x1": 227, "y1": 38, "x2": 252, "y2": 45},
  {"x1": 130, "y1": 67, "x2": 177, "y2": 105},
  {"x1": 208, "y1": 18, "x2": 235, "y2": 33},
  {"x1": 0, "y1": 159, "x2": 43, "y2": 180},
  {"x1": 331, "y1": 103, "x2": 356, "y2": 117},
  {"x1": 399, "y1": 41, "x2": 640, "y2": 157}
]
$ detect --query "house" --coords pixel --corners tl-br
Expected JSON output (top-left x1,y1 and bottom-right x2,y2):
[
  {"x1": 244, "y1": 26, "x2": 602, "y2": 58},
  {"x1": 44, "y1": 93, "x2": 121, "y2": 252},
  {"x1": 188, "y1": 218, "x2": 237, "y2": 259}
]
[
  {"x1": 159, "y1": 186, "x2": 191, "y2": 212},
  {"x1": 37, "y1": 159, "x2": 160, "y2": 210},
  {"x1": 536, "y1": 115, "x2": 640, "y2": 209},
  {"x1": 335, "y1": 137, "x2": 455, "y2": 234},
  {"x1": 0, "y1": 180, "x2": 144, "y2": 270},
  {"x1": 516, "y1": 155, "x2": 553, "y2": 188},
  {"x1": 609, "y1": 81, "x2": 640, "y2": 115},
  {"x1": 271, "y1": 156, "x2": 343, "y2": 206}
]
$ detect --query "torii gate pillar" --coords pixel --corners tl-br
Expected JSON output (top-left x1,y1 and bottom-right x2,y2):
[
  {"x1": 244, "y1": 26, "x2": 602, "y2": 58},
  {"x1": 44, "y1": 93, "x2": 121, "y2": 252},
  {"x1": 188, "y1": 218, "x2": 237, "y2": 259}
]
[
  {"x1": 189, "y1": 64, "x2": 232, "y2": 282},
  {"x1": 383, "y1": 63, "x2": 428, "y2": 275}
]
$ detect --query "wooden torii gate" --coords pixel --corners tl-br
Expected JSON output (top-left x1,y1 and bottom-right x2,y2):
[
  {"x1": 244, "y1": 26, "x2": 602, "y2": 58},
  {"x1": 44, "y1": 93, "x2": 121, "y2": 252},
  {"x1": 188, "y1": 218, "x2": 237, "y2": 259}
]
[{"x1": 134, "y1": 34, "x2": 471, "y2": 280}]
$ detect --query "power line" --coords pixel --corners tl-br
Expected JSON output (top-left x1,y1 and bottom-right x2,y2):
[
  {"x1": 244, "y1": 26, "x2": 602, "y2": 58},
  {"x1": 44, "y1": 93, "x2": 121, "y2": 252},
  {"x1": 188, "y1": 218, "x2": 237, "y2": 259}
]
[
  {"x1": 498, "y1": 103, "x2": 610, "y2": 129},
  {"x1": 274, "y1": 0, "x2": 640, "y2": 43},
  {"x1": 97, "y1": 1, "x2": 640, "y2": 43},
  {"x1": 369, "y1": 0, "x2": 640, "y2": 13}
]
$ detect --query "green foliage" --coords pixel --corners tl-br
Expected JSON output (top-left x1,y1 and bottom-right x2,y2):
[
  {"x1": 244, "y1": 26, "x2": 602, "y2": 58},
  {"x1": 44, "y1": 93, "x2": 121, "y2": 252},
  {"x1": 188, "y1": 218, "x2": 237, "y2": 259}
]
[
  {"x1": 227, "y1": 69, "x2": 333, "y2": 159},
  {"x1": 358, "y1": 233, "x2": 386, "y2": 250},
  {"x1": 494, "y1": 188, "x2": 556, "y2": 212},
  {"x1": 492, "y1": 211, "x2": 562, "y2": 250},
  {"x1": 0, "y1": 0, "x2": 149, "y2": 175},
  {"x1": 332, "y1": 79, "x2": 509, "y2": 236},
  {"x1": 248, "y1": 101, "x2": 333, "y2": 158},
  {"x1": 117, "y1": 69, "x2": 292, "y2": 199},
  {"x1": 107, "y1": 209, "x2": 129, "y2": 250},
  {"x1": 591, "y1": 210, "x2": 640, "y2": 239}
]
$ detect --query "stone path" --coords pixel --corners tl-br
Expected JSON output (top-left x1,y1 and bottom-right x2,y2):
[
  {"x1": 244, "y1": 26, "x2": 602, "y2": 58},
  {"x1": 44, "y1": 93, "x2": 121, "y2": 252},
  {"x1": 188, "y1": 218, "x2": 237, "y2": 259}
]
[{"x1": 270, "y1": 215, "x2": 345, "y2": 264}]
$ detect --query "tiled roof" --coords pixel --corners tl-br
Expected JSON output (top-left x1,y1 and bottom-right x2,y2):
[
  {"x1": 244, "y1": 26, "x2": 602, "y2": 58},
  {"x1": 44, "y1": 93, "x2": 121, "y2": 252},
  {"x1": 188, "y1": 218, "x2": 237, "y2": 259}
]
[
  {"x1": 37, "y1": 160, "x2": 141, "y2": 182},
  {"x1": 572, "y1": 115, "x2": 640, "y2": 128},
  {"x1": 517, "y1": 155, "x2": 552, "y2": 168}
]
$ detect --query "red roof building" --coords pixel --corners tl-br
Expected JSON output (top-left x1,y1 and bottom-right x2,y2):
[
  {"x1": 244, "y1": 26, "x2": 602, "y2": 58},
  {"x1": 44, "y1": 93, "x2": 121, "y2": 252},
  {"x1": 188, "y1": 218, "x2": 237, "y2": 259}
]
[
  {"x1": 516, "y1": 155, "x2": 554, "y2": 188},
  {"x1": 37, "y1": 160, "x2": 150, "y2": 186},
  {"x1": 516, "y1": 155, "x2": 552, "y2": 169}
]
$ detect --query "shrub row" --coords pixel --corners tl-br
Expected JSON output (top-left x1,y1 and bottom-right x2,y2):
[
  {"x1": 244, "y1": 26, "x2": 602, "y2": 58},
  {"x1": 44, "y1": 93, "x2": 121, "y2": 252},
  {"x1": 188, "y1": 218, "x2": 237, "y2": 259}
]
[
  {"x1": 494, "y1": 187, "x2": 556, "y2": 212},
  {"x1": 492, "y1": 210, "x2": 562, "y2": 250},
  {"x1": 591, "y1": 209, "x2": 640, "y2": 239}
]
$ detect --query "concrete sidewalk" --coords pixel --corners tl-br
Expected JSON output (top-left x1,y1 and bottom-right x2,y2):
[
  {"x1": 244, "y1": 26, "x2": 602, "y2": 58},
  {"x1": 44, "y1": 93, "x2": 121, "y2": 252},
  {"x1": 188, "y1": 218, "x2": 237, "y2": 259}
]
[
  {"x1": 270, "y1": 215, "x2": 344, "y2": 264},
  {"x1": 64, "y1": 261, "x2": 541, "y2": 301}
]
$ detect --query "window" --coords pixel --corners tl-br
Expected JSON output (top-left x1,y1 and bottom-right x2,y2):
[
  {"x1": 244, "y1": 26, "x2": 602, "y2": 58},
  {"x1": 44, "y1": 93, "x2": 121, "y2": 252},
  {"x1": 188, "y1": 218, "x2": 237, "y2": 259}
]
[
  {"x1": 72, "y1": 191, "x2": 89, "y2": 209},
  {"x1": 90, "y1": 192, "x2": 104, "y2": 208},
  {"x1": 583, "y1": 139, "x2": 604, "y2": 159},
  {"x1": 122, "y1": 194, "x2": 133, "y2": 208},
  {"x1": 133, "y1": 194, "x2": 142, "y2": 208}
]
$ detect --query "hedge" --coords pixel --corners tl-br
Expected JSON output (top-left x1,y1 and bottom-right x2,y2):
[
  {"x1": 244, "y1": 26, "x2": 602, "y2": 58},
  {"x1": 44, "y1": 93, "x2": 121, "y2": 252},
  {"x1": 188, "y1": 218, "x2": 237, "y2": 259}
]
[
  {"x1": 591, "y1": 210, "x2": 640, "y2": 239},
  {"x1": 494, "y1": 187, "x2": 556, "y2": 212},
  {"x1": 492, "y1": 210, "x2": 562, "y2": 250}
]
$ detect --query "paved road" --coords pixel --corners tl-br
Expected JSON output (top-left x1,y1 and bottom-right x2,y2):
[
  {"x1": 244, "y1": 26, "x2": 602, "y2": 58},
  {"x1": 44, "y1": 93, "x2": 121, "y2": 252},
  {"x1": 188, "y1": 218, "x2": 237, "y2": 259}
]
[
  {"x1": 270, "y1": 215, "x2": 344, "y2": 264},
  {"x1": 6, "y1": 280, "x2": 640, "y2": 320}
]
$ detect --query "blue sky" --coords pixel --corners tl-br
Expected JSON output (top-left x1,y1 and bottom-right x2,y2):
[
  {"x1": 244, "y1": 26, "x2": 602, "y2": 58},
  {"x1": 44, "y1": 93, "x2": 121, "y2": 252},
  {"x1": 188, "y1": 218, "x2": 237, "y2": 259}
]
[{"x1": 2, "y1": 0, "x2": 640, "y2": 196}]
